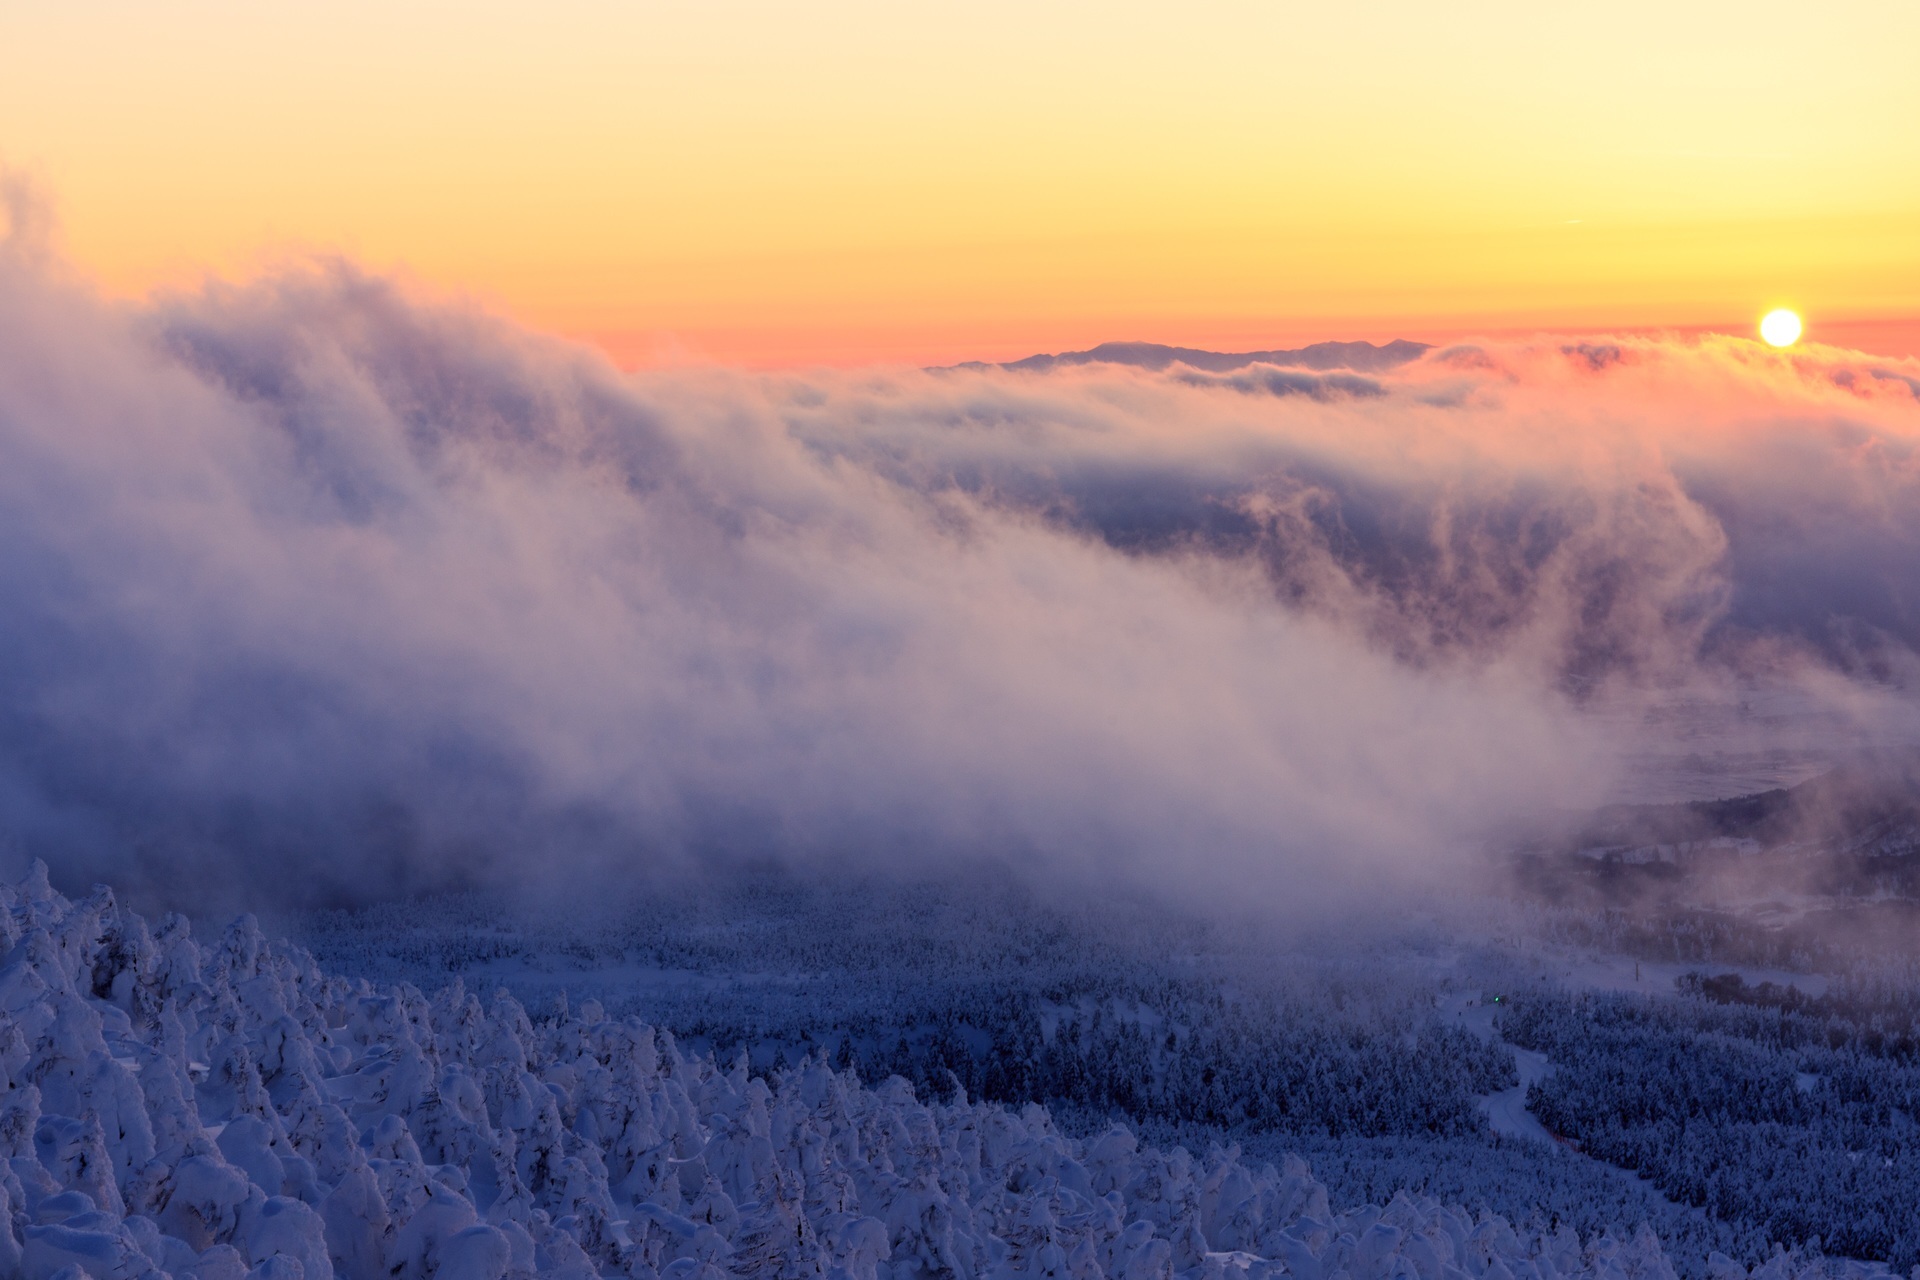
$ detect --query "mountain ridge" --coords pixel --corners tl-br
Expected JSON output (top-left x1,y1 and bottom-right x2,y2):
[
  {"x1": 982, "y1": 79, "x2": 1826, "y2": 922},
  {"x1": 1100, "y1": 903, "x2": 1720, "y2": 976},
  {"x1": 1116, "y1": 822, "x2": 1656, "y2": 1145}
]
[{"x1": 942, "y1": 337, "x2": 1432, "y2": 374}]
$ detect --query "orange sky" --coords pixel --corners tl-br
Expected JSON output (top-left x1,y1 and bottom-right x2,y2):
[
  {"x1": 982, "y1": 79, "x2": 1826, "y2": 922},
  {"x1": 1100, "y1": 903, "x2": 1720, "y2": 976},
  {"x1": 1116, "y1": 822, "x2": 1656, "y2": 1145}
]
[{"x1": 4, "y1": 1, "x2": 1918, "y2": 367}]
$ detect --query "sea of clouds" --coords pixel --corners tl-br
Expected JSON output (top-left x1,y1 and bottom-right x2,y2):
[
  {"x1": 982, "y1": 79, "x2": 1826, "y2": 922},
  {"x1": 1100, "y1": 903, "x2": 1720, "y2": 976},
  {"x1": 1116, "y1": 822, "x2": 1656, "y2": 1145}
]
[{"x1": 2, "y1": 185, "x2": 1918, "y2": 914}]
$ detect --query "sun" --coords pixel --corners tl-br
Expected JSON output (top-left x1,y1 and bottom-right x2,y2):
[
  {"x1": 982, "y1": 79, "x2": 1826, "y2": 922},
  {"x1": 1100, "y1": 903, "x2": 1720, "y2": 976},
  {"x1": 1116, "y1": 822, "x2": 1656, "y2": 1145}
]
[{"x1": 1759, "y1": 309, "x2": 1803, "y2": 347}]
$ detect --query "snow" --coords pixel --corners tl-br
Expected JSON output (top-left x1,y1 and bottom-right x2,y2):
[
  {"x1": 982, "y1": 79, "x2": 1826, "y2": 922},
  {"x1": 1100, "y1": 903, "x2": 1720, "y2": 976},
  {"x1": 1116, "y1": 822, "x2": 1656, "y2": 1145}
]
[
  {"x1": 1439, "y1": 992, "x2": 1560, "y2": 1144},
  {"x1": 1439, "y1": 991, "x2": 1563, "y2": 1147},
  {"x1": 0, "y1": 863, "x2": 1908, "y2": 1279},
  {"x1": 1535, "y1": 953, "x2": 1829, "y2": 1001},
  {"x1": 1480, "y1": 1050, "x2": 1557, "y2": 1146}
]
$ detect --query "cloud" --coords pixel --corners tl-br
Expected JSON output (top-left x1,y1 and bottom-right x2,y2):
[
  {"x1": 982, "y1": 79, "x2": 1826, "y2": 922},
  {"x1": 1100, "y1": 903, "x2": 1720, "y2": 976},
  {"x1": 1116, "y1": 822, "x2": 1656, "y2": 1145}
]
[{"x1": 1, "y1": 218, "x2": 1917, "y2": 914}]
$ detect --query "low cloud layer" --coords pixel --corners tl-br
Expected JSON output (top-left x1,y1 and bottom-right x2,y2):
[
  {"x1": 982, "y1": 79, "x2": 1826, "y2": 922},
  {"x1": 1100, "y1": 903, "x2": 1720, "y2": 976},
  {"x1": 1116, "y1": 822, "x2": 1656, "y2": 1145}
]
[{"x1": 2, "y1": 210, "x2": 1918, "y2": 913}]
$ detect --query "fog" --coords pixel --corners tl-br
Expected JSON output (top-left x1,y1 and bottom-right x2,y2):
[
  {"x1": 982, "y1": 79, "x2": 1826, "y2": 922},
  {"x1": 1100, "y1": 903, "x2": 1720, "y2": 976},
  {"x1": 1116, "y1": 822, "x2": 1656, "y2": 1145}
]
[{"x1": 2, "y1": 198, "x2": 1917, "y2": 914}]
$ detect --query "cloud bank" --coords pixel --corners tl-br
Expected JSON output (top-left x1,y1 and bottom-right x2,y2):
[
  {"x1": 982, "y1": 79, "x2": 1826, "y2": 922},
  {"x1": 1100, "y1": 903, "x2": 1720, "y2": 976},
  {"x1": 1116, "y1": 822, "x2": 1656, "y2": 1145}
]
[{"x1": 2, "y1": 209, "x2": 1918, "y2": 913}]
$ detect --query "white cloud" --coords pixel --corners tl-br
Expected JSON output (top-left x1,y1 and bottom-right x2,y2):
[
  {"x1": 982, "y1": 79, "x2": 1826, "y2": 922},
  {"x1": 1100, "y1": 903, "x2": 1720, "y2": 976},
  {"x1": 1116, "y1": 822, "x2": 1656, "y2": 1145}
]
[{"x1": 2, "y1": 225, "x2": 1917, "y2": 913}]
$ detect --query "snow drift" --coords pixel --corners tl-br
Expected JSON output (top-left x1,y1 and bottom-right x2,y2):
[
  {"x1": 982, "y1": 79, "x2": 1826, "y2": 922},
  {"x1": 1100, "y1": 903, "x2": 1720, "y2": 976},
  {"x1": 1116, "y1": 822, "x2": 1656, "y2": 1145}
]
[{"x1": 2, "y1": 193, "x2": 1919, "y2": 909}]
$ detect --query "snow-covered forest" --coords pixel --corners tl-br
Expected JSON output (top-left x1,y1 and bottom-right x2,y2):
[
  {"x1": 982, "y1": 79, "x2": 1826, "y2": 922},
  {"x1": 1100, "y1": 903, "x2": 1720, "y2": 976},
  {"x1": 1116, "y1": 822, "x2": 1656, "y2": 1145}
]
[
  {"x1": 1509, "y1": 989, "x2": 1920, "y2": 1266},
  {"x1": 8, "y1": 860, "x2": 1915, "y2": 1280},
  {"x1": 298, "y1": 873, "x2": 1517, "y2": 1140},
  {"x1": 281, "y1": 867, "x2": 1920, "y2": 1280}
]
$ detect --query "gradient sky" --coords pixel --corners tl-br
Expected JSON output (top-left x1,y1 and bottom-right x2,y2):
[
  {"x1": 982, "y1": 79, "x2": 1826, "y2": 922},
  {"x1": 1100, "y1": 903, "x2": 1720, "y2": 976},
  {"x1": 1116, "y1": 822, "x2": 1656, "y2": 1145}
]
[{"x1": 5, "y1": 0, "x2": 1919, "y2": 366}]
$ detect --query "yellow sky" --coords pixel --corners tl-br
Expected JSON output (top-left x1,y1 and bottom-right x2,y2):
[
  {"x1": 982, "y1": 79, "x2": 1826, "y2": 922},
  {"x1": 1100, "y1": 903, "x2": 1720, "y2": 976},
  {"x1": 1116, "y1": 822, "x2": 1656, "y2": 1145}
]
[{"x1": 4, "y1": 1, "x2": 1918, "y2": 365}]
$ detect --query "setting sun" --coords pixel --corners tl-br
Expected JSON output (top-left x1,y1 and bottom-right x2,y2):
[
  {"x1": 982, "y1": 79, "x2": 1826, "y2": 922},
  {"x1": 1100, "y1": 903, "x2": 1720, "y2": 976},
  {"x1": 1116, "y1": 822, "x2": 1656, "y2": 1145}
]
[{"x1": 1760, "y1": 309, "x2": 1804, "y2": 347}]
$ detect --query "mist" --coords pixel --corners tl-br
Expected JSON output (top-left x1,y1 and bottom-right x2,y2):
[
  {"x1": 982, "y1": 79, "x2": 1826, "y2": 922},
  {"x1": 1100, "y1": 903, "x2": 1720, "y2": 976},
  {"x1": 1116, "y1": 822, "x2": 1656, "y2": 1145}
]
[{"x1": 3, "y1": 207, "x2": 1917, "y2": 914}]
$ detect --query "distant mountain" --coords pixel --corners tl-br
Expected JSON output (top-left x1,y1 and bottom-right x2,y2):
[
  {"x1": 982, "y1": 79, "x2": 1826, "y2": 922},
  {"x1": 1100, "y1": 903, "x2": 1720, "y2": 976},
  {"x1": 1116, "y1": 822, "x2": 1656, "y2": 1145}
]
[
  {"x1": 945, "y1": 338, "x2": 1431, "y2": 374},
  {"x1": 1512, "y1": 750, "x2": 1920, "y2": 943},
  {"x1": 1534, "y1": 749, "x2": 1920, "y2": 867}
]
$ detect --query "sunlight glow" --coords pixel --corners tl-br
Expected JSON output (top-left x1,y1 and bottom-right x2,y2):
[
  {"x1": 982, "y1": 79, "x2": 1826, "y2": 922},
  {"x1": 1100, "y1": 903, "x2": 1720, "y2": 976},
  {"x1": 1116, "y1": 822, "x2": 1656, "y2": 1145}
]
[
  {"x1": 1760, "y1": 309, "x2": 1803, "y2": 347},
  {"x1": 2, "y1": 3, "x2": 1917, "y2": 364}
]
